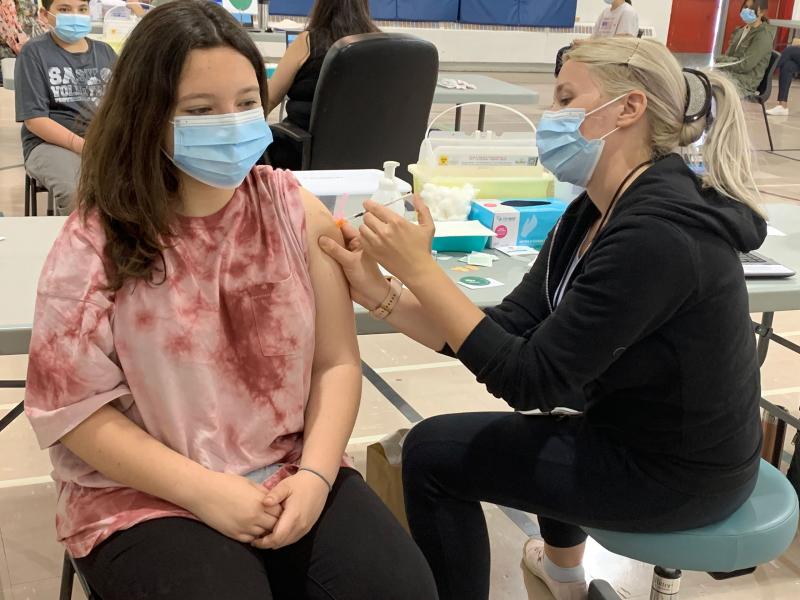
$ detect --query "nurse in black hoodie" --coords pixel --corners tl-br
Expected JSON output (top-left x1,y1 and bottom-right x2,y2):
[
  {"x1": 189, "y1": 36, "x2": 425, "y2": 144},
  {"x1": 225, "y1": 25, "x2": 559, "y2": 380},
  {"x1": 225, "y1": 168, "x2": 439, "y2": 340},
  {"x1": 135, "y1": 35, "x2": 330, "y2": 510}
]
[{"x1": 320, "y1": 37, "x2": 767, "y2": 600}]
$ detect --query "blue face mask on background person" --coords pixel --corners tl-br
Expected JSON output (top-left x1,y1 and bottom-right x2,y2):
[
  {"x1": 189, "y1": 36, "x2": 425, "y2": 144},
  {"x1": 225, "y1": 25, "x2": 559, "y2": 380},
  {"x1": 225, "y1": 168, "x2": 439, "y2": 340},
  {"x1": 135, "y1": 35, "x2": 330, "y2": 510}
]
[
  {"x1": 535, "y1": 94, "x2": 626, "y2": 188},
  {"x1": 170, "y1": 108, "x2": 272, "y2": 189},
  {"x1": 604, "y1": 0, "x2": 613, "y2": 4},
  {"x1": 740, "y1": 8, "x2": 758, "y2": 24},
  {"x1": 50, "y1": 13, "x2": 92, "y2": 43}
]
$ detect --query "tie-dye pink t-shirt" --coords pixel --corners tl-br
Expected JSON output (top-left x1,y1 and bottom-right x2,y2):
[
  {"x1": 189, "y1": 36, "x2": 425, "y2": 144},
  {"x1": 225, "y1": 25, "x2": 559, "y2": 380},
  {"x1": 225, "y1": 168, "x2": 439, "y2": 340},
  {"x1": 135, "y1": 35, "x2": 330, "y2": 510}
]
[{"x1": 24, "y1": 167, "x2": 317, "y2": 558}]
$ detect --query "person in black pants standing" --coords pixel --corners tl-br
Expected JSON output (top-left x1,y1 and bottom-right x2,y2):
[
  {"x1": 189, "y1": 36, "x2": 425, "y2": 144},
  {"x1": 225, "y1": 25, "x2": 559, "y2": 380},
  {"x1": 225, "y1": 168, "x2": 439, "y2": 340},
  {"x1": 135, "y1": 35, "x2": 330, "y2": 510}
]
[
  {"x1": 767, "y1": 39, "x2": 800, "y2": 116},
  {"x1": 321, "y1": 37, "x2": 766, "y2": 600}
]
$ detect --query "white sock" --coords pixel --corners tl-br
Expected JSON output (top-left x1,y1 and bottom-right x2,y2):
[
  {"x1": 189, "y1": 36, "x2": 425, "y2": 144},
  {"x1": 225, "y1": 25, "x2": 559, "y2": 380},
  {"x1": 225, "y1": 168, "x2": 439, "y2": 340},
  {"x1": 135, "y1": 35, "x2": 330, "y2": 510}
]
[{"x1": 543, "y1": 554, "x2": 585, "y2": 584}]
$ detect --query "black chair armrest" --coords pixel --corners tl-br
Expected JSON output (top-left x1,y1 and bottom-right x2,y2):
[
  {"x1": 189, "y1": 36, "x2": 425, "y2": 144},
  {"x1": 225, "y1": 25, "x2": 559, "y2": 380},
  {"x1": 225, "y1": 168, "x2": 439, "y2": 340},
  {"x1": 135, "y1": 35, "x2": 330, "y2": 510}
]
[{"x1": 270, "y1": 122, "x2": 313, "y2": 169}]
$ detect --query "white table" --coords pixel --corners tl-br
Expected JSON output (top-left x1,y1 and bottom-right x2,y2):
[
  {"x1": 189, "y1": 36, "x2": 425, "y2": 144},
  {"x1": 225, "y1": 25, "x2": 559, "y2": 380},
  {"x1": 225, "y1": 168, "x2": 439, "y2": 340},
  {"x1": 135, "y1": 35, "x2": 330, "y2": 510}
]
[
  {"x1": 432, "y1": 73, "x2": 539, "y2": 132},
  {"x1": 3, "y1": 204, "x2": 800, "y2": 354}
]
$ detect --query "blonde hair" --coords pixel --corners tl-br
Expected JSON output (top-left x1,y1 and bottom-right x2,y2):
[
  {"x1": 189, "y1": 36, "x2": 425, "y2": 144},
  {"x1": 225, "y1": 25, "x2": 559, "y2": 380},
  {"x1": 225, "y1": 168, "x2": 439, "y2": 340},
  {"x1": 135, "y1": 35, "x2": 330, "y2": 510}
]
[{"x1": 566, "y1": 38, "x2": 765, "y2": 218}]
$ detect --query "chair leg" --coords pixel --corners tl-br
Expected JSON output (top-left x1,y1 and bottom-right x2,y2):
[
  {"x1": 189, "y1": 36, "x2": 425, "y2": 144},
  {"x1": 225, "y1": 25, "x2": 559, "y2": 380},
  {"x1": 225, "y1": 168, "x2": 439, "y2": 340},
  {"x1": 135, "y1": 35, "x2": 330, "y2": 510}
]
[
  {"x1": 708, "y1": 566, "x2": 757, "y2": 580},
  {"x1": 59, "y1": 551, "x2": 75, "y2": 600},
  {"x1": 650, "y1": 566, "x2": 681, "y2": 599},
  {"x1": 24, "y1": 175, "x2": 31, "y2": 217},
  {"x1": 70, "y1": 553, "x2": 95, "y2": 599},
  {"x1": 589, "y1": 579, "x2": 621, "y2": 599},
  {"x1": 30, "y1": 181, "x2": 38, "y2": 216},
  {"x1": 762, "y1": 102, "x2": 774, "y2": 151}
]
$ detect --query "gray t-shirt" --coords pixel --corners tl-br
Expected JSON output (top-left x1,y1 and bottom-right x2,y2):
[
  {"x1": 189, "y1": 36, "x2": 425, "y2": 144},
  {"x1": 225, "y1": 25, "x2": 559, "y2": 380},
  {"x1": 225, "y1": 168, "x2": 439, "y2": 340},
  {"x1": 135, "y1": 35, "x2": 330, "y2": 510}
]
[{"x1": 14, "y1": 34, "x2": 116, "y2": 160}]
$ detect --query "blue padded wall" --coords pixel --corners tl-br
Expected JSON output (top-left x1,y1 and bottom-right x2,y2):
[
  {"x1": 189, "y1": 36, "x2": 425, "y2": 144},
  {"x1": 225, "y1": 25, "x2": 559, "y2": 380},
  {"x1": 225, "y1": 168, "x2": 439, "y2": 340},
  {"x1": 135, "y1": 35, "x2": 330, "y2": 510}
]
[
  {"x1": 269, "y1": 0, "x2": 315, "y2": 17},
  {"x1": 369, "y1": 0, "x2": 397, "y2": 20},
  {"x1": 459, "y1": 0, "x2": 519, "y2": 26},
  {"x1": 397, "y1": 0, "x2": 459, "y2": 21},
  {"x1": 270, "y1": 0, "x2": 577, "y2": 27},
  {"x1": 519, "y1": 0, "x2": 577, "y2": 27}
]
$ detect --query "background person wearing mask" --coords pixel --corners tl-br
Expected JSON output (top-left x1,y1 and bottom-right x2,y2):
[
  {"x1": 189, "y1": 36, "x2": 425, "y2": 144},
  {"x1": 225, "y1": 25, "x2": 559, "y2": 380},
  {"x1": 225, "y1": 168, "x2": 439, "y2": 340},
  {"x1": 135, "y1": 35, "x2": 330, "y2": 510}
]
[
  {"x1": 555, "y1": 0, "x2": 639, "y2": 77},
  {"x1": 266, "y1": 0, "x2": 379, "y2": 170},
  {"x1": 716, "y1": 0, "x2": 773, "y2": 97},
  {"x1": 14, "y1": 0, "x2": 116, "y2": 214}
]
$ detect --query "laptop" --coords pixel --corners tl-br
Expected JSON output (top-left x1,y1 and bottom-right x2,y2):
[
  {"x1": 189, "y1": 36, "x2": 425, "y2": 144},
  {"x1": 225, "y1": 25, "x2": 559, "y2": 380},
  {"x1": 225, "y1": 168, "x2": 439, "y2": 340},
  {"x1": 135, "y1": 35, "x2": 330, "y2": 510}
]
[{"x1": 739, "y1": 251, "x2": 796, "y2": 278}]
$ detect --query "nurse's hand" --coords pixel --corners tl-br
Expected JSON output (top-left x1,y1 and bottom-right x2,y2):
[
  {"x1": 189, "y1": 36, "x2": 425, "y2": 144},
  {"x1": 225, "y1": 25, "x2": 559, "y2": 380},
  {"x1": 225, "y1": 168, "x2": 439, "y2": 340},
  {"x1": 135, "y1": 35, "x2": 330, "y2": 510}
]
[
  {"x1": 319, "y1": 222, "x2": 391, "y2": 309},
  {"x1": 359, "y1": 195, "x2": 437, "y2": 284}
]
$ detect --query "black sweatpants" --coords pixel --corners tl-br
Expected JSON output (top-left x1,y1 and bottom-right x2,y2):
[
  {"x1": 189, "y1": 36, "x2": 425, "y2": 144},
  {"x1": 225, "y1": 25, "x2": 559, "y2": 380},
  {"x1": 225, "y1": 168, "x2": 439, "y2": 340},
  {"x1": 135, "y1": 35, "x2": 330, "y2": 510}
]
[
  {"x1": 76, "y1": 468, "x2": 437, "y2": 600},
  {"x1": 777, "y1": 46, "x2": 800, "y2": 102},
  {"x1": 402, "y1": 413, "x2": 755, "y2": 600}
]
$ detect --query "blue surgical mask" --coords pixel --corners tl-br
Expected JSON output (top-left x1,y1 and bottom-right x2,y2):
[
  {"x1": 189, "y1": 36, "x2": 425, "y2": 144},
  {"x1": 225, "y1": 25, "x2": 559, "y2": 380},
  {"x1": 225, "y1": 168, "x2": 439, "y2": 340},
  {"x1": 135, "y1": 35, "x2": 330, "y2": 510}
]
[
  {"x1": 740, "y1": 8, "x2": 758, "y2": 24},
  {"x1": 52, "y1": 13, "x2": 92, "y2": 44},
  {"x1": 536, "y1": 94, "x2": 626, "y2": 187},
  {"x1": 170, "y1": 108, "x2": 272, "y2": 189}
]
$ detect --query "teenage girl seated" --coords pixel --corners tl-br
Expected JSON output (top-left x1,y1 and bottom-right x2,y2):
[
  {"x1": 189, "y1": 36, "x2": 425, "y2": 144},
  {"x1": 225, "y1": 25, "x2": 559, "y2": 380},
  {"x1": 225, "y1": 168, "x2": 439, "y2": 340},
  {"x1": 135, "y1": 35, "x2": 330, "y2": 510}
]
[{"x1": 23, "y1": 1, "x2": 436, "y2": 598}]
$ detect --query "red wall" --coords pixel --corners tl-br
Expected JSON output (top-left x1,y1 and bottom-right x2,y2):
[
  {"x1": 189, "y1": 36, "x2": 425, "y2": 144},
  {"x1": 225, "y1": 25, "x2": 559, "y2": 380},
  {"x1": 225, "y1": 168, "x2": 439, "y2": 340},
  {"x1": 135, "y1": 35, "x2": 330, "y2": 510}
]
[{"x1": 668, "y1": 0, "x2": 722, "y2": 53}]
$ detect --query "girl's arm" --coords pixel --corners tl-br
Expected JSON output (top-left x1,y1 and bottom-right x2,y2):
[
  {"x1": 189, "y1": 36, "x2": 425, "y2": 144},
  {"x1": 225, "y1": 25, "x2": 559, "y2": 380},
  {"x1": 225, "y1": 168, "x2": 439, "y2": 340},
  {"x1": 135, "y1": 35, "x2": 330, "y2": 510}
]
[
  {"x1": 267, "y1": 32, "x2": 311, "y2": 114},
  {"x1": 299, "y1": 189, "x2": 362, "y2": 485},
  {"x1": 254, "y1": 189, "x2": 362, "y2": 549}
]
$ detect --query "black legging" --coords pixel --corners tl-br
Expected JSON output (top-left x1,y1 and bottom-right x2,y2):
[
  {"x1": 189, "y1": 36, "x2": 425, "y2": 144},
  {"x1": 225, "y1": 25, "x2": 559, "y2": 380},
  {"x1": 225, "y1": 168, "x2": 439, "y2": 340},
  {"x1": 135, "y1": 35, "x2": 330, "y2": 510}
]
[
  {"x1": 777, "y1": 46, "x2": 800, "y2": 102},
  {"x1": 402, "y1": 412, "x2": 755, "y2": 600},
  {"x1": 76, "y1": 468, "x2": 438, "y2": 600}
]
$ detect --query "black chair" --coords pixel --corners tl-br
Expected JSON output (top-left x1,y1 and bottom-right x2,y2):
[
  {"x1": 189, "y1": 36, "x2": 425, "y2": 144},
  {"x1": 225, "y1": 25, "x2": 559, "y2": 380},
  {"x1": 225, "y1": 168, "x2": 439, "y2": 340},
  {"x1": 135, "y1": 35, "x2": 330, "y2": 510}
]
[
  {"x1": 24, "y1": 173, "x2": 55, "y2": 216},
  {"x1": 269, "y1": 32, "x2": 439, "y2": 183},
  {"x1": 60, "y1": 550, "x2": 99, "y2": 600},
  {"x1": 746, "y1": 50, "x2": 781, "y2": 151}
]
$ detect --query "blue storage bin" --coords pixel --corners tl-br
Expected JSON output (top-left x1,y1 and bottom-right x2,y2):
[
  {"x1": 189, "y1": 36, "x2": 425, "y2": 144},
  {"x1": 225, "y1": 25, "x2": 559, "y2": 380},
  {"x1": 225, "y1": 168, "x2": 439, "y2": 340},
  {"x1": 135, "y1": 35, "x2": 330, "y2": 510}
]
[
  {"x1": 431, "y1": 220, "x2": 496, "y2": 253},
  {"x1": 432, "y1": 236, "x2": 490, "y2": 253}
]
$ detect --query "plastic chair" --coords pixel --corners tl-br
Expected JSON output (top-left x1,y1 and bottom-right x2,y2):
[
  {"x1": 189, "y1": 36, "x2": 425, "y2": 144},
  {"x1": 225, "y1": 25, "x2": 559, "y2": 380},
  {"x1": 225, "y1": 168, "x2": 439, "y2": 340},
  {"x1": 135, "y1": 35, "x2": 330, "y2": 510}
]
[
  {"x1": 746, "y1": 51, "x2": 781, "y2": 151},
  {"x1": 585, "y1": 460, "x2": 799, "y2": 599},
  {"x1": 24, "y1": 173, "x2": 55, "y2": 216}
]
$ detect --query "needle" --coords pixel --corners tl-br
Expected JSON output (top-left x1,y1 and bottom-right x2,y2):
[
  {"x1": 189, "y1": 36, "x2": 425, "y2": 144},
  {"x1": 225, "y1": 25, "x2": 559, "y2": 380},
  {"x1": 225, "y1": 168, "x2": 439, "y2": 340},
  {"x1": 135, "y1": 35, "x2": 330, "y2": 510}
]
[{"x1": 343, "y1": 193, "x2": 414, "y2": 221}]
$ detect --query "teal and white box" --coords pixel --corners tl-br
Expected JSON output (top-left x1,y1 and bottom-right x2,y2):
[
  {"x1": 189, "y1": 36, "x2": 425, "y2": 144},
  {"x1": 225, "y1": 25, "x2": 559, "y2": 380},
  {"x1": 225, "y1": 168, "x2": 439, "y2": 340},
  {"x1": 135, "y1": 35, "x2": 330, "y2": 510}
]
[{"x1": 469, "y1": 198, "x2": 568, "y2": 250}]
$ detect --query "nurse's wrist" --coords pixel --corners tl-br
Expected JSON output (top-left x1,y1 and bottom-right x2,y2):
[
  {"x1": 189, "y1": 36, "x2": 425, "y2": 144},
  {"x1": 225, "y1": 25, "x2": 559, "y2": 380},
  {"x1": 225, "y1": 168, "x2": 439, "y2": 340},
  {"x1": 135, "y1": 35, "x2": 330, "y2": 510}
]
[
  {"x1": 403, "y1": 257, "x2": 440, "y2": 290},
  {"x1": 358, "y1": 277, "x2": 392, "y2": 310}
]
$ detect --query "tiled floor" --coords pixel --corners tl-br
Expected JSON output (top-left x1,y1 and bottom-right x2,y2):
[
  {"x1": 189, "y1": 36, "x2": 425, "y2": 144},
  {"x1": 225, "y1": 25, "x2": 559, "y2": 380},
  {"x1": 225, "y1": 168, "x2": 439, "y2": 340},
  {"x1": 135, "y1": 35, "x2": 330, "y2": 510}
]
[{"x1": 1, "y1": 71, "x2": 799, "y2": 599}]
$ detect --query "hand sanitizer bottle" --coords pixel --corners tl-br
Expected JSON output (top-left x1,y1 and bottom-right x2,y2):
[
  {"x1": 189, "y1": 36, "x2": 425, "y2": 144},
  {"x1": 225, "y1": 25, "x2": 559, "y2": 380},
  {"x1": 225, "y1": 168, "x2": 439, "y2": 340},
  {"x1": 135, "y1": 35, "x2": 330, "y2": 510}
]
[{"x1": 373, "y1": 161, "x2": 405, "y2": 217}]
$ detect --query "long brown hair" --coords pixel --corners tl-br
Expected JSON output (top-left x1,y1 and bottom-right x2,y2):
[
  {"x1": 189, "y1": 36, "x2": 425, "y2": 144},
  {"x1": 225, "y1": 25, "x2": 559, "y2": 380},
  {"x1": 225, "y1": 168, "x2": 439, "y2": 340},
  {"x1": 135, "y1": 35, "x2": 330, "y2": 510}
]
[
  {"x1": 306, "y1": 0, "x2": 380, "y2": 57},
  {"x1": 79, "y1": 0, "x2": 268, "y2": 292}
]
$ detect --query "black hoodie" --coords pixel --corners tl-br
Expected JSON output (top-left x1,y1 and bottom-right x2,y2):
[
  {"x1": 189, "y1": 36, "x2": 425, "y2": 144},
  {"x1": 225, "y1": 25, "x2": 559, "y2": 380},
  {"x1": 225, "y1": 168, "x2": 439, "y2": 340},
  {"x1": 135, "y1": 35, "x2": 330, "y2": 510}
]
[{"x1": 453, "y1": 154, "x2": 767, "y2": 495}]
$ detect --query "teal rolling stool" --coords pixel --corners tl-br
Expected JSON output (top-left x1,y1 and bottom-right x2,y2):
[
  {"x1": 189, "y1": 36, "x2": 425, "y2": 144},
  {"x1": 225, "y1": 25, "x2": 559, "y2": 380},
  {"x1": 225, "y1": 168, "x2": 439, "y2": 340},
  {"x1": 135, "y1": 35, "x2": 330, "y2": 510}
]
[{"x1": 585, "y1": 460, "x2": 799, "y2": 599}]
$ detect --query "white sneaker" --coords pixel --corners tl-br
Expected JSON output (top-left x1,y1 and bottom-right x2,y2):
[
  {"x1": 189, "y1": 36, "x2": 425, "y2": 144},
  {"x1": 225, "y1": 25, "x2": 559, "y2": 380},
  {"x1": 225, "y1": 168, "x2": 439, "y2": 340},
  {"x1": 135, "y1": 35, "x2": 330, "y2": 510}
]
[
  {"x1": 766, "y1": 105, "x2": 790, "y2": 116},
  {"x1": 522, "y1": 538, "x2": 588, "y2": 600}
]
